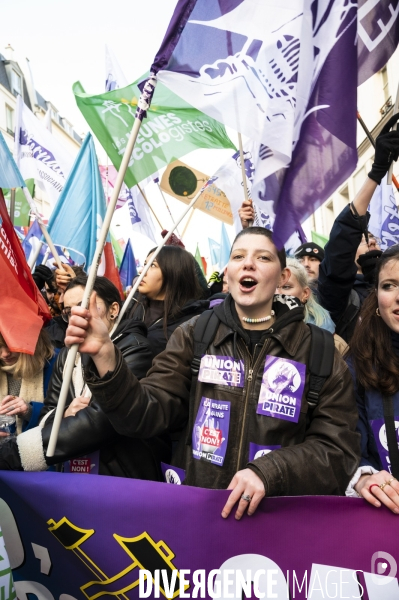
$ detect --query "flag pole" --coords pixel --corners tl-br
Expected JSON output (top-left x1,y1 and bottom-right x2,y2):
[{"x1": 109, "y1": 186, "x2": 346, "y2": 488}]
[
  {"x1": 181, "y1": 207, "x2": 196, "y2": 240},
  {"x1": 46, "y1": 75, "x2": 158, "y2": 457},
  {"x1": 137, "y1": 183, "x2": 164, "y2": 229},
  {"x1": 22, "y1": 187, "x2": 63, "y2": 269},
  {"x1": 357, "y1": 110, "x2": 399, "y2": 192},
  {"x1": 28, "y1": 239, "x2": 44, "y2": 270},
  {"x1": 113, "y1": 184, "x2": 209, "y2": 329},
  {"x1": 41, "y1": 247, "x2": 50, "y2": 265},
  {"x1": 388, "y1": 83, "x2": 399, "y2": 185},
  {"x1": 238, "y1": 132, "x2": 253, "y2": 226},
  {"x1": 157, "y1": 182, "x2": 181, "y2": 236}
]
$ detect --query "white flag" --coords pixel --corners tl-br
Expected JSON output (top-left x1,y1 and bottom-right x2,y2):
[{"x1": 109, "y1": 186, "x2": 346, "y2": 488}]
[
  {"x1": 369, "y1": 174, "x2": 399, "y2": 250},
  {"x1": 105, "y1": 45, "x2": 128, "y2": 92},
  {"x1": 13, "y1": 96, "x2": 74, "y2": 206}
]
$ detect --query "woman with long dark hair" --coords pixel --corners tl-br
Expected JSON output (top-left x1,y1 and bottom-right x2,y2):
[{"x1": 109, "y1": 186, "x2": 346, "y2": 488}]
[
  {"x1": 129, "y1": 246, "x2": 207, "y2": 356},
  {"x1": 346, "y1": 245, "x2": 399, "y2": 511}
]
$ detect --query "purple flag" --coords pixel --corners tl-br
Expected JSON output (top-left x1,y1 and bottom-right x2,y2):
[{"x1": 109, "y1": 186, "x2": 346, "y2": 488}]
[
  {"x1": 358, "y1": 0, "x2": 399, "y2": 85},
  {"x1": 150, "y1": 0, "x2": 399, "y2": 247}
]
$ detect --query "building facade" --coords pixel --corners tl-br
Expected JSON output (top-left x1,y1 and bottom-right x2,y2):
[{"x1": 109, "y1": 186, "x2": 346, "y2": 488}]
[{"x1": 0, "y1": 44, "x2": 82, "y2": 218}]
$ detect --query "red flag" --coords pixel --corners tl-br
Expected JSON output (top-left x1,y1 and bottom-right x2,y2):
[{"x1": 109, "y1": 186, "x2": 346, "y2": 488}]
[
  {"x1": 0, "y1": 189, "x2": 51, "y2": 354},
  {"x1": 103, "y1": 242, "x2": 124, "y2": 299}
]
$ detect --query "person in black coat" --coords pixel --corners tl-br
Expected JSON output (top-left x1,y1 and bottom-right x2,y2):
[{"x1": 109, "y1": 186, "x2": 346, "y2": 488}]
[
  {"x1": 318, "y1": 113, "x2": 399, "y2": 341},
  {"x1": 128, "y1": 245, "x2": 210, "y2": 357},
  {"x1": 0, "y1": 275, "x2": 170, "y2": 479}
]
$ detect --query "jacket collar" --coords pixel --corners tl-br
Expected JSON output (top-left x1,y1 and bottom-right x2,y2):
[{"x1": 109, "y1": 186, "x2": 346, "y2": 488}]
[{"x1": 213, "y1": 294, "x2": 305, "y2": 357}]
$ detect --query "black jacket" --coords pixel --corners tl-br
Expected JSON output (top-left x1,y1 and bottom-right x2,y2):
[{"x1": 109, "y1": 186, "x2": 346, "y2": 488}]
[
  {"x1": 40, "y1": 318, "x2": 153, "y2": 420},
  {"x1": 0, "y1": 319, "x2": 171, "y2": 479},
  {"x1": 318, "y1": 204, "x2": 371, "y2": 342},
  {"x1": 45, "y1": 316, "x2": 68, "y2": 349},
  {"x1": 129, "y1": 295, "x2": 211, "y2": 357},
  {"x1": 85, "y1": 295, "x2": 360, "y2": 495}
]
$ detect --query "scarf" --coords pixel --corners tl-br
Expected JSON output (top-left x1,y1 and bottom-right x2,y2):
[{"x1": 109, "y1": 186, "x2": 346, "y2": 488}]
[
  {"x1": 0, "y1": 364, "x2": 44, "y2": 434},
  {"x1": 64, "y1": 352, "x2": 92, "y2": 400}
]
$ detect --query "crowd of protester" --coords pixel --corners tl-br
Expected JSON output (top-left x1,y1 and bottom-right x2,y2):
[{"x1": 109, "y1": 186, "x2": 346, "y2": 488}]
[{"x1": 1, "y1": 116, "x2": 399, "y2": 519}]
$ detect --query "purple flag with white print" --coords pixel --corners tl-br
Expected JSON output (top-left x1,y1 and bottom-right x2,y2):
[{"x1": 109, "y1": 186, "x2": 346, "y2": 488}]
[
  {"x1": 150, "y1": 0, "x2": 399, "y2": 248},
  {"x1": 209, "y1": 140, "x2": 307, "y2": 252},
  {"x1": 358, "y1": 0, "x2": 399, "y2": 85}
]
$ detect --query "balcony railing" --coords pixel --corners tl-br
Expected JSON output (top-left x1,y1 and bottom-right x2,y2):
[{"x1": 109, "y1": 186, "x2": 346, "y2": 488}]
[{"x1": 380, "y1": 96, "x2": 393, "y2": 116}]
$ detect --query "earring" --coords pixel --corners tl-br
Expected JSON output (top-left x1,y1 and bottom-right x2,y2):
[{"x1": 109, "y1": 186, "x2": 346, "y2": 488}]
[
  {"x1": 110, "y1": 315, "x2": 115, "y2": 320},
  {"x1": 376, "y1": 308, "x2": 381, "y2": 317}
]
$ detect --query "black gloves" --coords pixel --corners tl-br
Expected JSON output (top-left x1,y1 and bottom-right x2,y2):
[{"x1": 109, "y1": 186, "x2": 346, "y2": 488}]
[
  {"x1": 368, "y1": 113, "x2": 399, "y2": 185},
  {"x1": 357, "y1": 250, "x2": 382, "y2": 283},
  {"x1": 32, "y1": 265, "x2": 54, "y2": 291}
]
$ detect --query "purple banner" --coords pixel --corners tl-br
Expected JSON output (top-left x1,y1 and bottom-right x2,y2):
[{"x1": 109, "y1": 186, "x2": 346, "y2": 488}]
[{"x1": 2, "y1": 472, "x2": 399, "y2": 599}]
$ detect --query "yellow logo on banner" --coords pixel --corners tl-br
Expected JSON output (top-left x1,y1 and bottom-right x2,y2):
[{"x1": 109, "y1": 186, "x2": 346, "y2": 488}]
[{"x1": 47, "y1": 517, "x2": 187, "y2": 599}]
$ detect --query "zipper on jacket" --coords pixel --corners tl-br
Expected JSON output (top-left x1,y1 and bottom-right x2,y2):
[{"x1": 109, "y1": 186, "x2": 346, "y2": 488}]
[{"x1": 236, "y1": 339, "x2": 271, "y2": 471}]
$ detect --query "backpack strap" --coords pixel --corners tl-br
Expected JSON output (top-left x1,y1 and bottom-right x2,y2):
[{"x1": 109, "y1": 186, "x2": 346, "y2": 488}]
[
  {"x1": 191, "y1": 310, "x2": 221, "y2": 376},
  {"x1": 335, "y1": 289, "x2": 361, "y2": 339},
  {"x1": 307, "y1": 324, "x2": 335, "y2": 410},
  {"x1": 382, "y1": 395, "x2": 399, "y2": 479}
]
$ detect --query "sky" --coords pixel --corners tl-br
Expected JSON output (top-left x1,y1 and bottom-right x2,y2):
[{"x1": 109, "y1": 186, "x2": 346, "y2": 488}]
[{"x1": 3, "y1": 0, "x2": 238, "y2": 264}]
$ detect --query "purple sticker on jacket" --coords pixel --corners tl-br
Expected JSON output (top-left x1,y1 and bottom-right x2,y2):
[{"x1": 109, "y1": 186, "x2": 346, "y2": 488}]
[
  {"x1": 192, "y1": 397, "x2": 231, "y2": 466},
  {"x1": 161, "y1": 463, "x2": 186, "y2": 485},
  {"x1": 63, "y1": 450, "x2": 100, "y2": 474},
  {"x1": 370, "y1": 417, "x2": 399, "y2": 474},
  {"x1": 198, "y1": 355, "x2": 245, "y2": 387},
  {"x1": 248, "y1": 443, "x2": 281, "y2": 462},
  {"x1": 257, "y1": 356, "x2": 306, "y2": 423}
]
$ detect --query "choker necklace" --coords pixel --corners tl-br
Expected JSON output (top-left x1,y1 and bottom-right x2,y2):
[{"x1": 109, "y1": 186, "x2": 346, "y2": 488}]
[{"x1": 242, "y1": 310, "x2": 275, "y2": 324}]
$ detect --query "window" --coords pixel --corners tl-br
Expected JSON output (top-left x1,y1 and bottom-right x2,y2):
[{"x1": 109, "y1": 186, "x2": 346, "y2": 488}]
[
  {"x1": 11, "y1": 70, "x2": 22, "y2": 96},
  {"x1": 5, "y1": 105, "x2": 14, "y2": 135}
]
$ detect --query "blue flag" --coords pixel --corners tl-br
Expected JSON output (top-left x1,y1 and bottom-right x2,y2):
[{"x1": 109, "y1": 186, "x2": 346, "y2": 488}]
[
  {"x1": 0, "y1": 131, "x2": 25, "y2": 188},
  {"x1": 47, "y1": 134, "x2": 107, "y2": 267},
  {"x1": 219, "y1": 223, "x2": 230, "y2": 270},
  {"x1": 208, "y1": 238, "x2": 220, "y2": 267},
  {"x1": 119, "y1": 240, "x2": 137, "y2": 291}
]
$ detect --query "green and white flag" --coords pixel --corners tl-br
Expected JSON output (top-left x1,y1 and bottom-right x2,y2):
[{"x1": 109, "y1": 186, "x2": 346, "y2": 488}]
[{"x1": 73, "y1": 78, "x2": 235, "y2": 189}]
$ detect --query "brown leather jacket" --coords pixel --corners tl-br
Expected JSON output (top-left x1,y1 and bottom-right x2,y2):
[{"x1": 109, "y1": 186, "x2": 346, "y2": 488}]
[{"x1": 86, "y1": 295, "x2": 360, "y2": 496}]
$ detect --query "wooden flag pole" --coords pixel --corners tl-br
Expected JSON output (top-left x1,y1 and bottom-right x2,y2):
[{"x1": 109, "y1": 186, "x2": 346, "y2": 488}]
[
  {"x1": 22, "y1": 187, "x2": 63, "y2": 270},
  {"x1": 157, "y1": 182, "x2": 181, "y2": 236},
  {"x1": 238, "y1": 132, "x2": 253, "y2": 226},
  {"x1": 137, "y1": 182, "x2": 164, "y2": 229},
  {"x1": 113, "y1": 184, "x2": 209, "y2": 330},
  {"x1": 46, "y1": 75, "x2": 157, "y2": 457},
  {"x1": 357, "y1": 110, "x2": 399, "y2": 192},
  {"x1": 181, "y1": 207, "x2": 196, "y2": 240},
  {"x1": 388, "y1": 83, "x2": 399, "y2": 185},
  {"x1": 28, "y1": 240, "x2": 44, "y2": 270}
]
